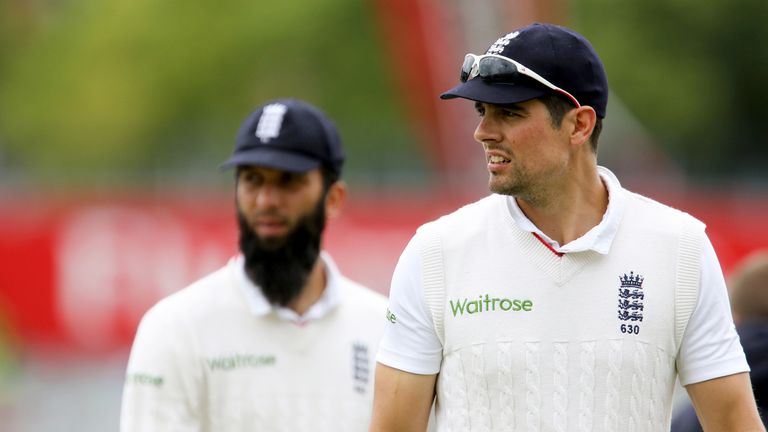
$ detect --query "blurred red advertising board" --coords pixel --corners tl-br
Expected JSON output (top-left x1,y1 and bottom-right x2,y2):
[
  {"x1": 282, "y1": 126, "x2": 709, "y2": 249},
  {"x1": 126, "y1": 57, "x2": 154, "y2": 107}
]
[
  {"x1": 0, "y1": 190, "x2": 766, "y2": 353},
  {"x1": 0, "y1": 191, "x2": 447, "y2": 353}
]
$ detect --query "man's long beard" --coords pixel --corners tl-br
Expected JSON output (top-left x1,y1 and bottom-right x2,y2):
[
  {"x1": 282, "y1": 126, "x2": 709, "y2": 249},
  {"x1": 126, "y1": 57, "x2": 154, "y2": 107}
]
[{"x1": 238, "y1": 199, "x2": 326, "y2": 307}]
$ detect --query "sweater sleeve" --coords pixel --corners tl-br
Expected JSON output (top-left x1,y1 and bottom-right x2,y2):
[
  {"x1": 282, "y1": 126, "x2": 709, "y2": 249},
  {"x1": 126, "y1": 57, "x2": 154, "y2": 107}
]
[{"x1": 120, "y1": 301, "x2": 204, "y2": 432}]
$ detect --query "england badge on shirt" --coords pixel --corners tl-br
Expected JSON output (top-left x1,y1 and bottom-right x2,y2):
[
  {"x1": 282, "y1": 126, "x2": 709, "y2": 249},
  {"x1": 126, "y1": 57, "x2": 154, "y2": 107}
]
[{"x1": 618, "y1": 271, "x2": 644, "y2": 334}]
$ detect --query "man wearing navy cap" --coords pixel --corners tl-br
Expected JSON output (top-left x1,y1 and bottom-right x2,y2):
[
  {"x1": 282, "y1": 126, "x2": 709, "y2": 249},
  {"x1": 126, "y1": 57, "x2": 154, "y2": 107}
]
[
  {"x1": 121, "y1": 98, "x2": 387, "y2": 431},
  {"x1": 370, "y1": 23, "x2": 763, "y2": 431}
]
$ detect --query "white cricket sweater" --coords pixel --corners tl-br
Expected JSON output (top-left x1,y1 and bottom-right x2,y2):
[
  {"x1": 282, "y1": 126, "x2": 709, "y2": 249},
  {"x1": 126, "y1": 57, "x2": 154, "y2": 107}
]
[
  {"x1": 120, "y1": 254, "x2": 387, "y2": 432},
  {"x1": 420, "y1": 191, "x2": 708, "y2": 432}
]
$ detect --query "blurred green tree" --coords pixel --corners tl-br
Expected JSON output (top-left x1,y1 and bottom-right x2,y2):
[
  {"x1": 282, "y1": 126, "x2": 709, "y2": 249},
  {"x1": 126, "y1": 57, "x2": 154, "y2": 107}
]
[
  {"x1": 574, "y1": 0, "x2": 768, "y2": 180},
  {"x1": 0, "y1": 0, "x2": 421, "y2": 187},
  {"x1": 3, "y1": 0, "x2": 766, "y2": 186}
]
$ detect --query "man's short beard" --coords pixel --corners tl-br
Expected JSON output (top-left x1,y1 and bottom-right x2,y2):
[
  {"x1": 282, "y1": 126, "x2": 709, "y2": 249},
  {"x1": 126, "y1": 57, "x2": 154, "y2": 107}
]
[
  {"x1": 488, "y1": 163, "x2": 562, "y2": 207},
  {"x1": 237, "y1": 197, "x2": 326, "y2": 308}
]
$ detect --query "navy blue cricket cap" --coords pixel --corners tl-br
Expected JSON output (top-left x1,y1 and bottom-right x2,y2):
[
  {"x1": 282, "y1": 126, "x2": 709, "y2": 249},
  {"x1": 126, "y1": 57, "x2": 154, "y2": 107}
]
[
  {"x1": 220, "y1": 98, "x2": 345, "y2": 176},
  {"x1": 441, "y1": 23, "x2": 609, "y2": 118}
]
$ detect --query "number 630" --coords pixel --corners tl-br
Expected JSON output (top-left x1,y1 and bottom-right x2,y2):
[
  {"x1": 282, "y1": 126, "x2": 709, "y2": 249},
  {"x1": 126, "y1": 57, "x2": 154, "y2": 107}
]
[{"x1": 620, "y1": 324, "x2": 640, "y2": 334}]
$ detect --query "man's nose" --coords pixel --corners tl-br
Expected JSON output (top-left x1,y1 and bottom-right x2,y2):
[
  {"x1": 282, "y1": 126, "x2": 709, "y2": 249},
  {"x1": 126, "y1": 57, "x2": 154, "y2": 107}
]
[
  {"x1": 474, "y1": 115, "x2": 502, "y2": 144},
  {"x1": 255, "y1": 183, "x2": 283, "y2": 209}
]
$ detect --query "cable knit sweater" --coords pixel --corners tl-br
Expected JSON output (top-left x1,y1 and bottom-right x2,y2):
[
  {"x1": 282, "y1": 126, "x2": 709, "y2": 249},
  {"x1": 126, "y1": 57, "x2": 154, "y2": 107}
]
[{"x1": 419, "y1": 192, "x2": 704, "y2": 431}]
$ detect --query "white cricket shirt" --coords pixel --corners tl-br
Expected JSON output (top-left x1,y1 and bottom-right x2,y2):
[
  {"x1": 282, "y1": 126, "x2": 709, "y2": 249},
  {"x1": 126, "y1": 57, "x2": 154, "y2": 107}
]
[
  {"x1": 121, "y1": 252, "x2": 388, "y2": 432},
  {"x1": 377, "y1": 167, "x2": 748, "y2": 386}
]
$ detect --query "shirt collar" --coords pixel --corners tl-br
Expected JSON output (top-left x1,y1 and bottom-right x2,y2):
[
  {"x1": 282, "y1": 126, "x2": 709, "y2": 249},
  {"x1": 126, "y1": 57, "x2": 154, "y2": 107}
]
[
  {"x1": 231, "y1": 251, "x2": 342, "y2": 323},
  {"x1": 506, "y1": 166, "x2": 626, "y2": 254}
]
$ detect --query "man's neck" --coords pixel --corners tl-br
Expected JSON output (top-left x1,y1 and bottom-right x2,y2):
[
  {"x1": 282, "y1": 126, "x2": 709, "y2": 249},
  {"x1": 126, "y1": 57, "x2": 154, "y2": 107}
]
[
  {"x1": 287, "y1": 258, "x2": 327, "y2": 316},
  {"x1": 516, "y1": 168, "x2": 608, "y2": 247}
]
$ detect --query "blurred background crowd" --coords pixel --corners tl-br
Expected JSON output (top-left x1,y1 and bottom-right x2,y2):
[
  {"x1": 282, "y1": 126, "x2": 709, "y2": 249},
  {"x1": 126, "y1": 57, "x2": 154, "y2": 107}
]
[{"x1": 0, "y1": 0, "x2": 766, "y2": 430}]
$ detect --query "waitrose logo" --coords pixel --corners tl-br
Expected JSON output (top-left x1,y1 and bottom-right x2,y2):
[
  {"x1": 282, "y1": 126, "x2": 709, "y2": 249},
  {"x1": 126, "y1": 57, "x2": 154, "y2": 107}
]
[
  {"x1": 449, "y1": 294, "x2": 534, "y2": 317},
  {"x1": 206, "y1": 353, "x2": 276, "y2": 371}
]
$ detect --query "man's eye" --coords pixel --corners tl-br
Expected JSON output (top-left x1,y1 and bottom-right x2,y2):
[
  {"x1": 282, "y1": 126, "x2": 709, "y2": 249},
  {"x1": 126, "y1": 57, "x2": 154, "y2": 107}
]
[
  {"x1": 241, "y1": 172, "x2": 262, "y2": 185},
  {"x1": 474, "y1": 102, "x2": 485, "y2": 116},
  {"x1": 281, "y1": 173, "x2": 304, "y2": 186}
]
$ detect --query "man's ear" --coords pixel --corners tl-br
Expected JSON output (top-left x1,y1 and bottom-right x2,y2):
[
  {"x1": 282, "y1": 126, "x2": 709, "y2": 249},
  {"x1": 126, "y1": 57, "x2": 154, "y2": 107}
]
[
  {"x1": 569, "y1": 106, "x2": 597, "y2": 149},
  {"x1": 324, "y1": 180, "x2": 347, "y2": 220}
]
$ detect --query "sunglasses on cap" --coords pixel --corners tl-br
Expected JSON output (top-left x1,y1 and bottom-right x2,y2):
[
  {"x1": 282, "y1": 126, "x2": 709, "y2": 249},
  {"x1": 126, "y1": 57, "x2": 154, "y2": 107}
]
[{"x1": 461, "y1": 53, "x2": 581, "y2": 108}]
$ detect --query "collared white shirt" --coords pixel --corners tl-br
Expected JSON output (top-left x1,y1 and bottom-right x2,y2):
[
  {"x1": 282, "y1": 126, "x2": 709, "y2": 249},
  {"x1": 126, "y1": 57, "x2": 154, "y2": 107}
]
[
  {"x1": 507, "y1": 166, "x2": 625, "y2": 254},
  {"x1": 121, "y1": 250, "x2": 388, "y2": 432},
  {"x1": 233, "y1": 251, "x2": 342, "y2": 324},
  {"x1": 377, "y1": 166, "x2": 746, "y2": 385}
]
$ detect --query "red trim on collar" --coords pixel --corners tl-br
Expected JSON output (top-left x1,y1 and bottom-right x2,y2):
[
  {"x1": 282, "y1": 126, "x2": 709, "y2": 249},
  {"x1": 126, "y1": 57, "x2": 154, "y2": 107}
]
[{"x1": 532, "y1": 232, "x2": 565, "y2": 257}]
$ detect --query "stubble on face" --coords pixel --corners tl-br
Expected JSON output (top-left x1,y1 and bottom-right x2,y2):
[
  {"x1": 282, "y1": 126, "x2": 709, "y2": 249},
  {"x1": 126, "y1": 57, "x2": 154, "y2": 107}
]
[
  {"x1": 491, "y1": 161, "x2": 571, "y2": 208},
  {"x1": 487, "y1": 151, "x2": 560, "y2": 207},
  {"x1": 481, "y1": 104, "x2": 570, "y2": 207},
  {"x1": 488, "y1": 157, "x2": 532, "y2": 196}
]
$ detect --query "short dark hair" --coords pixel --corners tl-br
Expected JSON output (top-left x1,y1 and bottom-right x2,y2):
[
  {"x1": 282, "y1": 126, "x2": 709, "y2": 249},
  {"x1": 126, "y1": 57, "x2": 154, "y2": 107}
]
[
  {"x1": 729, "y1": 252, "x2": 768, "y2": 321},
  {"x1": 539, "y1": 94, "x2": 602, "y2": 152},
  {"x1": 319, "y1": 164, "x2": 340, "y2": 192}
]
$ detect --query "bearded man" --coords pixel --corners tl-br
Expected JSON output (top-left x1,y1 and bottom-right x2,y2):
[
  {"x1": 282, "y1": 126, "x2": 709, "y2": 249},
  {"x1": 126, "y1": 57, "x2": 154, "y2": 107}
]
[{"x1": 121, "y1": 98, "x2": 387, "y2": 432}]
